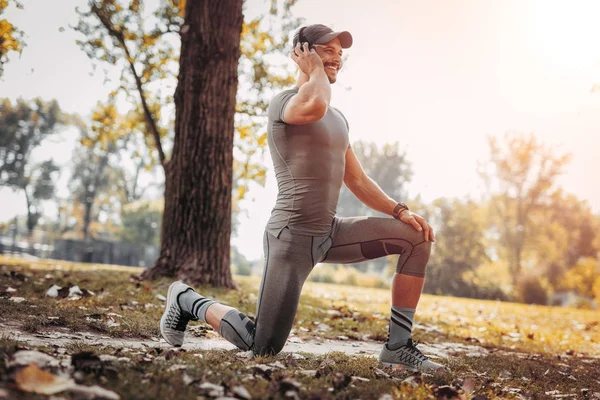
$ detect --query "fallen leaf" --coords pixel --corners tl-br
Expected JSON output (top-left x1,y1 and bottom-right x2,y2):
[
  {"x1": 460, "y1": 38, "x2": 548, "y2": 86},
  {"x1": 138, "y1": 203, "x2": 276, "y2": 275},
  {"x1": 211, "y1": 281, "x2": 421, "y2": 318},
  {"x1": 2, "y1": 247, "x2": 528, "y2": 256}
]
[
  {"x1": 373, "y1": 368, "x2": 390, "y2": 379},
  {"x1": 68, "y1": 384, "x2": 120, "y2": 400},
  {"x1": 167, "y1": 364, "x2": 187, "y2": 372},
  {"x1": 156, "y1": 294, "x2": 166, "y2": 301},
  {"x1": 15, "y1": 363, "x2": 74, "y2": 395},
  {"x1": 182, "y1": 372, "x2": 194, "y2": 385},
  {"x1": 198, "y1": 382, "x2": 225, "y2": 397},
  {"x1": 10, "y1": 297, "x2": 25, "y2": 303},
  {"x1": 69, "y1": 285, "x2": 83, "y2": 297},
  {"x1": 269, "y1": 361, "x2": 286, "y2": 369},
  {"x1": 296, "y1": 369, "x2": 317, "y2": 377},
  {"x1": 9, "y1": 350, "x2": 59, "y2": 368},
  {"x1": 231, "y1": 385, "x2": 252, "y2": 400}
]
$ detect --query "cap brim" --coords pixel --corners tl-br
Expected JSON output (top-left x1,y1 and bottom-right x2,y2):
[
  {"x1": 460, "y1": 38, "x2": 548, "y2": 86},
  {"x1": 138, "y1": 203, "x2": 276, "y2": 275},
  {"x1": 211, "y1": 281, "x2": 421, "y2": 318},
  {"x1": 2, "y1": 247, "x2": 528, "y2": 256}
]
[{"x1": 314, "y1": 31, "x2": 353, "y2": 48}]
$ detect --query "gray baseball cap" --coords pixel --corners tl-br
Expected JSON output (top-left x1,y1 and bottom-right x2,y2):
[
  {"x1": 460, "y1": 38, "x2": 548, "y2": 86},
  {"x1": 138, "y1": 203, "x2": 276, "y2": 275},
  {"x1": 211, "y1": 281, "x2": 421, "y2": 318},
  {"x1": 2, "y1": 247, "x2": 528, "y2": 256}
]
[{"x1": 293, "y1": 24, "x2": 353, "y2": 49}]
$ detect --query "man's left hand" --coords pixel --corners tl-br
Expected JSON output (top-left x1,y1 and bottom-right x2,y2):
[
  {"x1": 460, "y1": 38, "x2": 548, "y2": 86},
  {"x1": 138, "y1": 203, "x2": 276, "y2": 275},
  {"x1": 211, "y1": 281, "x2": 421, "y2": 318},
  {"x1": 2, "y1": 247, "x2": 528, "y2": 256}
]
[{"x1": 398, "y1": 210, "x2": 435, "y2": 242}]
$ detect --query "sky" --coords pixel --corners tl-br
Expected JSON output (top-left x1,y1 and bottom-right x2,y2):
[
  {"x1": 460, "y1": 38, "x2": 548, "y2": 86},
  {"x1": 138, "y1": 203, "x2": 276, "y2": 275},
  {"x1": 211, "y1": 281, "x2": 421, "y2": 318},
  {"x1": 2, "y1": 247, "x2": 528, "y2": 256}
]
[{"x1": 1, "y1": 0, "x2": 600, "y2": 260}]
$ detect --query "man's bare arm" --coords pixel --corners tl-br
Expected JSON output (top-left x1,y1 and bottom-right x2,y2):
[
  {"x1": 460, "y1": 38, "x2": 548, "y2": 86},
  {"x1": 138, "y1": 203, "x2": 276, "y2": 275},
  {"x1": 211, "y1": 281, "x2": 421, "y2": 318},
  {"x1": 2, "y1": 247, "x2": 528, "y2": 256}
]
[
  {"x1": 343, "y1": 147, "x2": 434, "y2": 241},
  {"x1": 283, "y1": 42, "x2": 331, "y2": 125}
]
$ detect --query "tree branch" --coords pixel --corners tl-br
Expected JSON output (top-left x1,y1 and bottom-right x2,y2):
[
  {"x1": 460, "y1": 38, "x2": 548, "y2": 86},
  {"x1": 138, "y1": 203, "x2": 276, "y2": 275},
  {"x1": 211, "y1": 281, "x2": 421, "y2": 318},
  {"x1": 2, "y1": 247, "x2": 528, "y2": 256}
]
[{"x1": 91, "y1": 4, "x2": 167, "y2": 167}]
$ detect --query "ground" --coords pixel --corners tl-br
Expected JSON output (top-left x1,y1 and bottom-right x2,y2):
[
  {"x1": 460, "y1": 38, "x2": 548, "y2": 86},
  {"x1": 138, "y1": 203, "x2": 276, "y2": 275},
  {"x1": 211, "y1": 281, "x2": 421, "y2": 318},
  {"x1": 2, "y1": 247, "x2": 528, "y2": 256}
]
[{"x1": 0, "y1": 255, "x2": 599, "y2": 399}]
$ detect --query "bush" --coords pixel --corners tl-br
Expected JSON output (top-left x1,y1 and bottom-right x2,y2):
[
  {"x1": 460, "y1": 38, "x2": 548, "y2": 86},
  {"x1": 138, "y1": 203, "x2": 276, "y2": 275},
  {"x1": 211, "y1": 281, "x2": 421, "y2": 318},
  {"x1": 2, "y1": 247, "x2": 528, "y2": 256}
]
[
  {"x1": 560, "y1": 257, "x2": 600, "y2": 298},
  {"x1": 516, "y1": 274, "x2": 548, "y2": 305}
]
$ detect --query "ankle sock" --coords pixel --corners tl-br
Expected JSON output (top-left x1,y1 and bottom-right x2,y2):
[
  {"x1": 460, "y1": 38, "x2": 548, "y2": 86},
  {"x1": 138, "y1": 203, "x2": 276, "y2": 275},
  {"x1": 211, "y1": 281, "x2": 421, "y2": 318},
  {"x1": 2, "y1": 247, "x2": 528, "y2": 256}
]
[
  {"x1": 177, "y1": 288, "x2": 216, "y2": 323},
  {"x1": 388, "y1": 306, "x2": 415, "y2": 349}
]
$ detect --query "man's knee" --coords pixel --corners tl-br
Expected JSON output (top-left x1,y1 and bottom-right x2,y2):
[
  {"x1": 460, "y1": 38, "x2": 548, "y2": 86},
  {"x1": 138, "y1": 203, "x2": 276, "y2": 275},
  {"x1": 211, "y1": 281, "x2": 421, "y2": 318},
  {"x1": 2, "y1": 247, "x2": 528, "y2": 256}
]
[
  {"x1": 253, "y1": 335, "x2": 286, "y2": 356},
  {"x1": 396, "y1": 240, "x2": 431, "y2": 277},
  {"x1": 219, "y1": 310, "x2": 255, "y2": 351}
]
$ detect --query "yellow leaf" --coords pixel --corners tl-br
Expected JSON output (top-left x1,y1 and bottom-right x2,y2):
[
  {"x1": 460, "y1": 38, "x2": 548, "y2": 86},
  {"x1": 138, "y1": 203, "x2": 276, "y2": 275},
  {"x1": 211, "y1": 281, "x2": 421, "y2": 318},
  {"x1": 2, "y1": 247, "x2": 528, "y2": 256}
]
[
  {"x1": 15, "y1": 364, "x2": 74, "y2": 395},
  {"x1": 237, "y1": 185, "x2": 247, "y2": 200}
]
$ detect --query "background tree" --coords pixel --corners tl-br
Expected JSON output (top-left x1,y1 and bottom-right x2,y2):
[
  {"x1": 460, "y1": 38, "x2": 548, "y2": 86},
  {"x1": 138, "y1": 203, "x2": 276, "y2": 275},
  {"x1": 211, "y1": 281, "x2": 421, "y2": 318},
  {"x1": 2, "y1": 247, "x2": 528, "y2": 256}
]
[
  {"x1": 74, "y1": 0, "x2": 302, "y2": 286},
  {"x1": 422, "y1": 198, "x2": 499, "y2": 298},
  {"x1": 119, "y1": 199, "x2": 162, "y2": 246},
  {"x1": 0, "y1": 0, "x2": 24, "y2": 78},
  {"x1": 145, "y1": 0, "x2": 243, "y2": 287},
  {"x1": 528, "y1": 190, "x2": 600, "y2": 288},
  {"x1": 68, "y1": 102, "x2": 134, "y2": 239},
  {"x1": 0, "y1": 98, "x2": 64, "y2": 235},
  {"x1": 479, "y1": 132, "x2": 571, "y2": 285}
]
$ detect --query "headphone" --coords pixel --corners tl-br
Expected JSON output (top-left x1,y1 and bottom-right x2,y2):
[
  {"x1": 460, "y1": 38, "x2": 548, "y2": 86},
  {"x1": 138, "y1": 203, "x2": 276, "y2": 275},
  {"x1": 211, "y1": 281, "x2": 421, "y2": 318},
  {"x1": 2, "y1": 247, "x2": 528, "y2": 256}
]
[{"x1": 296, "y1": 27, "x2": 314, "y2": 52}]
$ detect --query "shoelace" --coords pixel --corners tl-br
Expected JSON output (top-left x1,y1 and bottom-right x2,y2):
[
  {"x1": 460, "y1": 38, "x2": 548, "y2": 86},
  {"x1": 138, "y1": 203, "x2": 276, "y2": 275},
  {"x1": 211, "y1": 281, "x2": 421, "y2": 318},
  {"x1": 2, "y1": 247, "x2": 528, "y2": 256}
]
[
  {"x1": 402, "y1": 340, "x2": 428, "y2": 361},
  {"x1": 165, "y1": 304, "x2": 189, "y2": 332},
  {"x1": 392, "y1": 339, "x2": 427, "y2": 366}
]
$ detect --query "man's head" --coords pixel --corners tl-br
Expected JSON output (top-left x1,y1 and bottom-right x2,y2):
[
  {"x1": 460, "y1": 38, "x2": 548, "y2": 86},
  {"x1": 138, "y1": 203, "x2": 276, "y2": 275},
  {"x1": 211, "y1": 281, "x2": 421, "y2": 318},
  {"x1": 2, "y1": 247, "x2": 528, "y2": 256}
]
[{"x1": 292, "y1": 24, "x2": 353, "y2": 84}]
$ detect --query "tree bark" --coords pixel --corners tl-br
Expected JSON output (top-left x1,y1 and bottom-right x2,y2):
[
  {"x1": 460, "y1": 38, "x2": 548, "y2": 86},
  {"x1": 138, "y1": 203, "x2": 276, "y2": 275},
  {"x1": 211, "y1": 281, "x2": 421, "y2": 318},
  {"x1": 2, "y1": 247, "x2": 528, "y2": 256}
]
[{"x1": 142, "y1": 0, "x2": 243, "y2": 288}]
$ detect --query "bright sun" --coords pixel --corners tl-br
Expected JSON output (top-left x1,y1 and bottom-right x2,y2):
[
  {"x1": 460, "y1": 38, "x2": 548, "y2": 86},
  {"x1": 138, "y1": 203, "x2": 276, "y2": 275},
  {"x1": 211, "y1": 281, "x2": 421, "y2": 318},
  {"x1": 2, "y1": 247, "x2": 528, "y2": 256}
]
[{"x1": 527, "y1": 0, "x2": 600, "y2": 72}]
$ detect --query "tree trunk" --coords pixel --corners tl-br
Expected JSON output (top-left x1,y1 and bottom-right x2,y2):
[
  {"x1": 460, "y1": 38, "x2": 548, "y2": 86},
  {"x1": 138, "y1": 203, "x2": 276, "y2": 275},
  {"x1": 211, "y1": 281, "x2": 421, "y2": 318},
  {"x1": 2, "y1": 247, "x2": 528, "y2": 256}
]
[{"x1": 142, "y1": 0, "x2": 243, "y2": 288}]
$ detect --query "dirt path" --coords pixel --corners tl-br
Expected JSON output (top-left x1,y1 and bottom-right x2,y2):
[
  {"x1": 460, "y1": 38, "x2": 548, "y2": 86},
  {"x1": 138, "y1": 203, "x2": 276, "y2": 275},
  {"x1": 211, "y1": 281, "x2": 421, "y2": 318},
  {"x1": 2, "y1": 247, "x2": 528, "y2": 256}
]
[{"x1": 2, "y1": 324, "x2": 490, "y2": 359}]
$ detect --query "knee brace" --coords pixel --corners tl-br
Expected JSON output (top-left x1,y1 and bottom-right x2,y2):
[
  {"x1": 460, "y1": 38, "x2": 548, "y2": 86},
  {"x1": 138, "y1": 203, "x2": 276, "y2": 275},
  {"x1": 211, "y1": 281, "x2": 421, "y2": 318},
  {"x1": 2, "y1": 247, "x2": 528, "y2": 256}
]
[{"x1": 219, "y1": 310, "x2": 255, "y2": 351}]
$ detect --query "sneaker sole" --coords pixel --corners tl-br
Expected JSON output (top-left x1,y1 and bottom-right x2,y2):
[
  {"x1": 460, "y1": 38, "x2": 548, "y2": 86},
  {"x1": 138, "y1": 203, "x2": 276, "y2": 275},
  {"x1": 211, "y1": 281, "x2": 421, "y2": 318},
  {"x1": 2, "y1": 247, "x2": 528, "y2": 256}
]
[
  {"x1": 160, "y1": 281, "x2": 183, "y2": 347},
  {"x1": 380, "y1": 361, "x2": 417, "y2": 372}
]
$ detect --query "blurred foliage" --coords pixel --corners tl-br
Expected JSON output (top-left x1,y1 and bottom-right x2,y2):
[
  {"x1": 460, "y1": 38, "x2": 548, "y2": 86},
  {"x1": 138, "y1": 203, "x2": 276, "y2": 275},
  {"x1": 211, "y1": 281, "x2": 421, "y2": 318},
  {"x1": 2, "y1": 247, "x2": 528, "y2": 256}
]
[
  {"x1": 119, "y1": 199, "x2": 162, "y2": 246},
  {"x1": 422, "y1": 198, "x2": 505, "y2": 299},
  {"x1": 480, "y1": 132, "x2": 571, "y2": 284},
  {"x1": 0, "y1": 98, "x2": 64, "y2": 234},
  {"x1": 0, "y1": 0, "x2": 24, "y2": 78},
  {"x1": 515, "y1": 273, "x2": 549, "y2": 305},
  {"x1": 73, "y1": 0, "x2": 302, "y2": 218},
  {"x1": 231, "y1": 245, "x2": 252, "y2": 276},
  {"x1": 308, "y1": 264, "x2": 390, "y2": 289},
  {"x1": 67, "y1": 101, "x2": 140, "y2": 239},
  {"x1": 559, "y1": 257, "x2": 600, "y2": 299}
]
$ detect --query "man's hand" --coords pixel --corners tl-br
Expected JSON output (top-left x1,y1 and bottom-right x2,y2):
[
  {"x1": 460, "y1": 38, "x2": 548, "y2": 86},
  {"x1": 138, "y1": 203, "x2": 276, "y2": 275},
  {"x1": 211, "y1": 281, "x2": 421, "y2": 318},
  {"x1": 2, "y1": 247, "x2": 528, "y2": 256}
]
[
  {"x1": 290, "y1": 42, "x2": 324, "y2": 76},
  {"x1": 399, "y1": 210, "x2": 435, "y2": 242}
]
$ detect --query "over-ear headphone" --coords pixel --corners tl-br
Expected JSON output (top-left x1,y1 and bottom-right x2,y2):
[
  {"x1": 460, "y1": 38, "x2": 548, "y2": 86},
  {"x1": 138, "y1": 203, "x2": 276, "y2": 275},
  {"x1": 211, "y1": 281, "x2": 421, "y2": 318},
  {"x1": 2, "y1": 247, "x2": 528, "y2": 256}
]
[{"x1": 297, "y1": 27, "x2": 314, "y2": 52}]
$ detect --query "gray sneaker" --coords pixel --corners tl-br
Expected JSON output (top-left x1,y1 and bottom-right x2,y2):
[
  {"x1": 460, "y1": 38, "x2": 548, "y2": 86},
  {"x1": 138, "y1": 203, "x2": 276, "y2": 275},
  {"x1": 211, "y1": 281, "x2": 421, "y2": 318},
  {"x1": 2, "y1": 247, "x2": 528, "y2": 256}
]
[
  {"x1": 379, "y1": 339, "x2": 446, "y2": 372},
  {"x1": 159, "y1": 281, "x2": 195, "y2": 347}
]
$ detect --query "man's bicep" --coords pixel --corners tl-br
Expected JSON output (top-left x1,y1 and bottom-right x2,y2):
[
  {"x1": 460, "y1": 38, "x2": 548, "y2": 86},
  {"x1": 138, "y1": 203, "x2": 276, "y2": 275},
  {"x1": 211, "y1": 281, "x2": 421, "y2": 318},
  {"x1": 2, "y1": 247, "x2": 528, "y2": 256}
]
[{"x1": 283, "y1": 94, "x2": 327, "y2": 125}]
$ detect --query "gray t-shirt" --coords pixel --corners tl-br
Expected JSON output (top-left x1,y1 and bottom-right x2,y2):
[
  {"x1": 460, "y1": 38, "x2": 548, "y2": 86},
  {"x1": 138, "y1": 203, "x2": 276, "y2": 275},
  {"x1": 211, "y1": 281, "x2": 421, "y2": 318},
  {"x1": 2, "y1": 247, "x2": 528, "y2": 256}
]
[{"x1": 266, "y1": 88, "x2": 350, "y2": 237}]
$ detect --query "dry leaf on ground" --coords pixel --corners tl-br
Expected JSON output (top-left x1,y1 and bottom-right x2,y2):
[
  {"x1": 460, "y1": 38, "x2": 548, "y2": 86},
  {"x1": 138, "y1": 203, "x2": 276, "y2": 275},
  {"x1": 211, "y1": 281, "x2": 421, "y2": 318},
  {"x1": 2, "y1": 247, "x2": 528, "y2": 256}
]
[{"x1": 15, "y1": 363, "x2": 74, "y2": 395}]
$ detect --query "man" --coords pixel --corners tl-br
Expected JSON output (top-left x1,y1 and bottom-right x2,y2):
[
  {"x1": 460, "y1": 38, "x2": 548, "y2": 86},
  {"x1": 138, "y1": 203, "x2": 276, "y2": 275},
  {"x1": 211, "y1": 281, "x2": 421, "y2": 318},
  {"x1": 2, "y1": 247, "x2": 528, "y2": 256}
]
[{"x1": 160, "y1": 24, "x2": 444, "y2": 372}]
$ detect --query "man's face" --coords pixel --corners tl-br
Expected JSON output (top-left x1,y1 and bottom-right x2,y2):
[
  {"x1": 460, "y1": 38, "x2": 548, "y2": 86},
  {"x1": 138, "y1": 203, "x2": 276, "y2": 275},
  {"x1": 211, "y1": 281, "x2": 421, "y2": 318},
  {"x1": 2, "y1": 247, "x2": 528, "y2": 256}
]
[{"x1": 313, "y1": 37, "x2": 343, "y2": 84}]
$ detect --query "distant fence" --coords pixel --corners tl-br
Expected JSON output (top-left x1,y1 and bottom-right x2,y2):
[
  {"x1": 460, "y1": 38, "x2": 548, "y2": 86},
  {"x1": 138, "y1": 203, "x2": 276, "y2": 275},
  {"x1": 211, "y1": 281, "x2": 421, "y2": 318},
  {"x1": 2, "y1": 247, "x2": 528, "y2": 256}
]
[{"x1": 0, "y1": 231, "x2": 158, "y2": 268}]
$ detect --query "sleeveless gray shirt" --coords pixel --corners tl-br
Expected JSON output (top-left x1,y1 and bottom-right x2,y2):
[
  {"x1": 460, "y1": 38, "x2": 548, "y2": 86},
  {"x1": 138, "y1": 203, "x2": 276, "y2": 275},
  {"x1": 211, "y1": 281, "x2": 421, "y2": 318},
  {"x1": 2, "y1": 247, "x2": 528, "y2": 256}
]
[{"x1": 266, "y1": 88, "x2": 350, "y2": 237}]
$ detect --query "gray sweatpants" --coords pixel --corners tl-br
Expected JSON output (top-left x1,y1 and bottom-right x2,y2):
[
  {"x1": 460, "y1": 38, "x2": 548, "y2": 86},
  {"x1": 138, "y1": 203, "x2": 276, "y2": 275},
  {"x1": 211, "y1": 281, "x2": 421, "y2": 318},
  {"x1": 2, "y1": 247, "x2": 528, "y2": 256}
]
[{"x1": 221, "y1": 216, "x2": 432, "y2": 355}]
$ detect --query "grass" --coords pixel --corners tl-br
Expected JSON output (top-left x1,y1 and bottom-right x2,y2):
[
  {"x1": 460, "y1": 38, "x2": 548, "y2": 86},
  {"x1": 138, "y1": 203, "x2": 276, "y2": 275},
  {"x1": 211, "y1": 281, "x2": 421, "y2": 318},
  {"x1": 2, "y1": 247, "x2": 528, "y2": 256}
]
[{"x1": 1, "y1": 255, "x2": 599, "y2": 399}]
